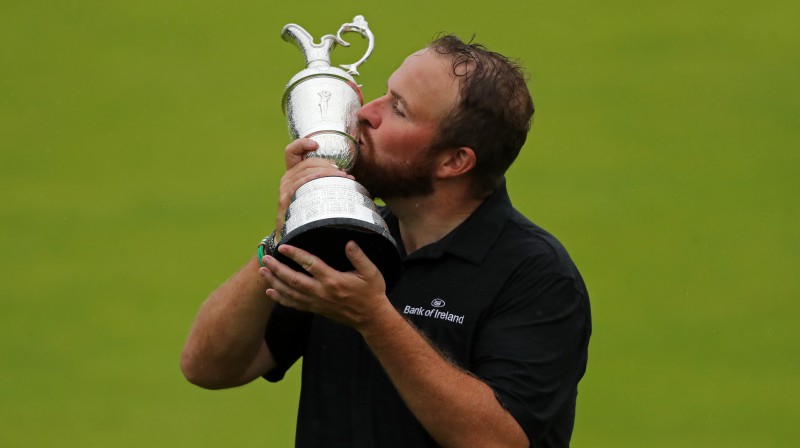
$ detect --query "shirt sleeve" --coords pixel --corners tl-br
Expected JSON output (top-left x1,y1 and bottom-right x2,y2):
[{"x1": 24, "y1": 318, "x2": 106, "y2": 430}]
[
  {"x1": 471, "y1": 262, "x2": 591, "y2": 446},
  {"x1": 262, "y1": 303, "x2": 312, "y2": 382}
]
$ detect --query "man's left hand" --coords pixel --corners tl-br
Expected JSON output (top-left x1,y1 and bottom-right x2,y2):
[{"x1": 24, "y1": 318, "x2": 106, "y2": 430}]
[{"x1": 259, "y1": 241, "x2": 391, "y2": 330}]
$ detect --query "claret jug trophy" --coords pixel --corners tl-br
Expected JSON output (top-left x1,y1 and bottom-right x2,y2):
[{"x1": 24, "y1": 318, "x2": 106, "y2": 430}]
[{"x1": 273, "y1": 15, "x2": 401, "y2": 291}]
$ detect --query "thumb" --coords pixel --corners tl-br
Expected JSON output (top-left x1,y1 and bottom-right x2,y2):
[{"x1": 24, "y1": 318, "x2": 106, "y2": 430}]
[{"x1": 345, "y1": 241, "x2": 380, "y2": 278}]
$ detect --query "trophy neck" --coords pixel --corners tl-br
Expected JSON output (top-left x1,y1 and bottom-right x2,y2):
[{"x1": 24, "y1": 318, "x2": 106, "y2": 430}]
[
  {"x1": 302, "y1": 41, "x2": 336, "y2": 69},
  {"x1": 281, "y1": 24, "x2": 339, "y2": 69}
]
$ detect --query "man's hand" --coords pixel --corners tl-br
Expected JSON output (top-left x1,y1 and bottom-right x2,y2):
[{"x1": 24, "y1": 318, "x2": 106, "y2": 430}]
[
  {"x1": 275, "y1": 138, "x2": 354, "y2": 234},
  {"x1": 259, "y1": 241, "x2": 390, "y2": 330},
  {"x1": 284, "y1": 137, "x2": 318, "y2": 171}
]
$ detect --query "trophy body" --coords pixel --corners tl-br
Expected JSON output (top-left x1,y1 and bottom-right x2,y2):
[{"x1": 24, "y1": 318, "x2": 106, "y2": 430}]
[{"x1": 276, "y1": 16, "x2": 401, "y2": 291}]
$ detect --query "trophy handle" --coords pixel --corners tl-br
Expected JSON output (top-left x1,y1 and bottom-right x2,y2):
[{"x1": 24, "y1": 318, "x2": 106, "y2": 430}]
[{"x1": 335, "y1": 15, "x2": 375, "y2": 77}]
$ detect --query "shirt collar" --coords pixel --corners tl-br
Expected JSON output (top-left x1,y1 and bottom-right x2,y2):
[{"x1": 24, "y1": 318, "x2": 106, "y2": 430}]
[{"x1": 385, "y1": 178, "x2": 514, "y2": 265}]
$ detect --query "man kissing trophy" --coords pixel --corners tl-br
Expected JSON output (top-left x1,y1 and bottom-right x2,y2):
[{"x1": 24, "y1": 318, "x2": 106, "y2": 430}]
[{"x1": 262, "y1": 15, "x2": 401, "y2": 291}]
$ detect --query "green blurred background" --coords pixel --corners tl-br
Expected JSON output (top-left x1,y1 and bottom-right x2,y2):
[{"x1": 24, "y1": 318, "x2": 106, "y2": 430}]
[{"x1": 2, "y1": 0, "x2": 798, "y2": 446}]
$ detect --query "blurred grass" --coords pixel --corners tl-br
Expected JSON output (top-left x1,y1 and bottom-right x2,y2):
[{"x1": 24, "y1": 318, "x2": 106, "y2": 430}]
[{"x1": 1, "y1": 0, "x2": 798, "y2": 446}]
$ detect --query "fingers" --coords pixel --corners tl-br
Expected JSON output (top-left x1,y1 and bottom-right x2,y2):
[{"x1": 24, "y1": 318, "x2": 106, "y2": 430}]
[
  {"x1": 259, "y1": 257, "x2": 312, "y2": 311},
  {"x1": 264, "y1": 284, "x2": 299, "y2": 309},
  {"x1": 286, "y1": 160, "x2": 352, "y2": 191},
  {"x1": 284, "y1": 137, "x2": 357, "y2": 177},
  {"x1": 259, "y1": 245, "x2": 335, "y2": 311},
  {"x1": 260, "y1": 245, "x2": 331, "y2": 291},
  {"x1": 277, "y1": 244, "x2": 331, "y2": 277},
  {"x1": 262, "y1": 243, "x2": 387, "y2": 325},
  {"x1": 285, "y1": 138, "x2": 318, "y2": 170},
  {"x1": 284, "y1": 138, "x2": 354, "y2": 184},
  {"x1": 276, "y1": 158, "x2": 351, "y2": 232},
  {"x1": 261, "y1": 254, "x2": 315, "y2": 291}
]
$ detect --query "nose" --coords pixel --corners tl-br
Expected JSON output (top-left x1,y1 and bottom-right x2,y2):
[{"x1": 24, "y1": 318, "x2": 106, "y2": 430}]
[{"x1": 357, "y1": 96, "x2": 383, "y2": 129}]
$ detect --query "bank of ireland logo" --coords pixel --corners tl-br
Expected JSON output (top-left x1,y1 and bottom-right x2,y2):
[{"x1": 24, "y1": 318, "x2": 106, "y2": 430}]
[{"x1": 402, "y1": 297, "x2": 464, "y2": 324}]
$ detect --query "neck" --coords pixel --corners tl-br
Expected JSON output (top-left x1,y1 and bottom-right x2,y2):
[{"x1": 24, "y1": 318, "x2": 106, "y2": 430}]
[{"x1": 385, "y1": 183, "x2": 485, "y2": 254}]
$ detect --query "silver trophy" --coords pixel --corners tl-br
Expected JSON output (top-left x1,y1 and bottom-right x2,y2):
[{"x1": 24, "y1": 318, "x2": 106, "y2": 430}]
[{"x1": 275, "y1": 15, "x2": 401, "y2": 291}]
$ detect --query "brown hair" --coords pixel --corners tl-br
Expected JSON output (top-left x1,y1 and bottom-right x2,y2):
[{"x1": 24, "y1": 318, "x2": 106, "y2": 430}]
[{"x1": 429, "y1": 34, "x2": 535, "y2": 197}]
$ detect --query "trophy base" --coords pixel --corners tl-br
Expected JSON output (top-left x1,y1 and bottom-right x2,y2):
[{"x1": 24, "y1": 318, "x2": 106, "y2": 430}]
[
  {"x1": 276, "y1": 176, "x2": 402, "y2": 292},
  {"x1": 276, "y1": 218, "x2": 402, "y2": 292}
]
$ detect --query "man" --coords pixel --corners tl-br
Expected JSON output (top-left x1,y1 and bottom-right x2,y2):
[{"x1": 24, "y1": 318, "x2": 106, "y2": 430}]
[{"x1": 181, "y1": 35, "x2": 591, "y2": 447}]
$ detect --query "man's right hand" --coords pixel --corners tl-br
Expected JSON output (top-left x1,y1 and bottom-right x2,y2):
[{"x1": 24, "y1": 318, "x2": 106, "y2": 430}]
[{"x1": 275, "y1": 138, "x2": 354, "y2": 234}]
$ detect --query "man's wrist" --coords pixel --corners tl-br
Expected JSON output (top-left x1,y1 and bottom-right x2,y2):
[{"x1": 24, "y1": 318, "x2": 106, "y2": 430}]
[
  {"x1": 356, "y1": 297, "x2": 403, "y2": 339},
  {"x1": 257, "y1": 230, "x2": 277, "y2": 267}
]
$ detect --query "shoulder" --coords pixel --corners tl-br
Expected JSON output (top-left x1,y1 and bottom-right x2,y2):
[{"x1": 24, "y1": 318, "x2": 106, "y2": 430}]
[
  {"x1": 475, "y1": 207, "x2": 591, "y2": 321},
  {"x1": 494, "y1": 209, "x2": 582, "y2": 280}
]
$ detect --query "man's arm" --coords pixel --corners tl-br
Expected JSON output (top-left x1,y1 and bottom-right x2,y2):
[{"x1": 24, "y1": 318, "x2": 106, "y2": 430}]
[
  {"x1": 361, "y1": 298, "x2": 529, "y2": 448},
  {"x1": 260, "y1": 242, "x2": 528, "y2": 448},
  {"x1": 180, "y1": 138, "x2": 352, "y2": 389},
  {"x1": 180, "y1": 256, "x2": 277, "y2": 389}
]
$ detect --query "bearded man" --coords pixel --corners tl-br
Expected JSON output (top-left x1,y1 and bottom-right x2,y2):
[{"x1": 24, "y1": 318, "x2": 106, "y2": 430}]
[{"x1": 181, "y1": 35, "x2": 592, "y2": 448}]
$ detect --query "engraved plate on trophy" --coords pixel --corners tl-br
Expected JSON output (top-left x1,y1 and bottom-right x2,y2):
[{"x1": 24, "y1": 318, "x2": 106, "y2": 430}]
[{"x1": 275, "y1": 15, "x2": 401, "y2": 291}]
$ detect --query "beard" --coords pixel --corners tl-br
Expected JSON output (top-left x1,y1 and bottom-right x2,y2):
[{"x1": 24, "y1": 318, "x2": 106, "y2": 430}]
[{"x1": 351, "y1": 138, "x2": 436, "y2": 201}]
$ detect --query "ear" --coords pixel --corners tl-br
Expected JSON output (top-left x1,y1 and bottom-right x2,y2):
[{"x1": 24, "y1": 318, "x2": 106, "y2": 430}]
[{"x1": 435, "y1": 147, "x2": 476, "y2": 179}]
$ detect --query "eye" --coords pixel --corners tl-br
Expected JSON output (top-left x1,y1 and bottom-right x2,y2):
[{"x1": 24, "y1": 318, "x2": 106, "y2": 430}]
[{"x1": 392, "y1": 102, "x2": 406, "y2": 118}]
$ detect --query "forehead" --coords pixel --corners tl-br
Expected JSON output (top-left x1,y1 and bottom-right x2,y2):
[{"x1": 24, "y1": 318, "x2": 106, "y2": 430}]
[{"x1": 388, "y1": 49, "x2": 460, "y2": 121}]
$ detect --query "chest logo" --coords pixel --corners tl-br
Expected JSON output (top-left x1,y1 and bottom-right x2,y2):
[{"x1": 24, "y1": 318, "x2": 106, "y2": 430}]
[{"x1": 402, "y1": 298, "x2": 465, "y2": 325}]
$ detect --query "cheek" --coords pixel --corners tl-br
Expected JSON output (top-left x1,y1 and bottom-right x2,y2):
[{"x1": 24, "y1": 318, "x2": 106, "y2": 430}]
[
  {"x1": 394, "y1": 125, "x2": 431, "y2": 148},
  {"x1": 374, "y1": 122, "x2": 436, "y2": 161}
]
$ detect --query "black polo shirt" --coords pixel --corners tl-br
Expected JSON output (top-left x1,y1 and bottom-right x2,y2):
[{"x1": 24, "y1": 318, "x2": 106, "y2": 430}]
[{"x1": 264, "y1": 180, "x2": 591, "y2": 447}]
